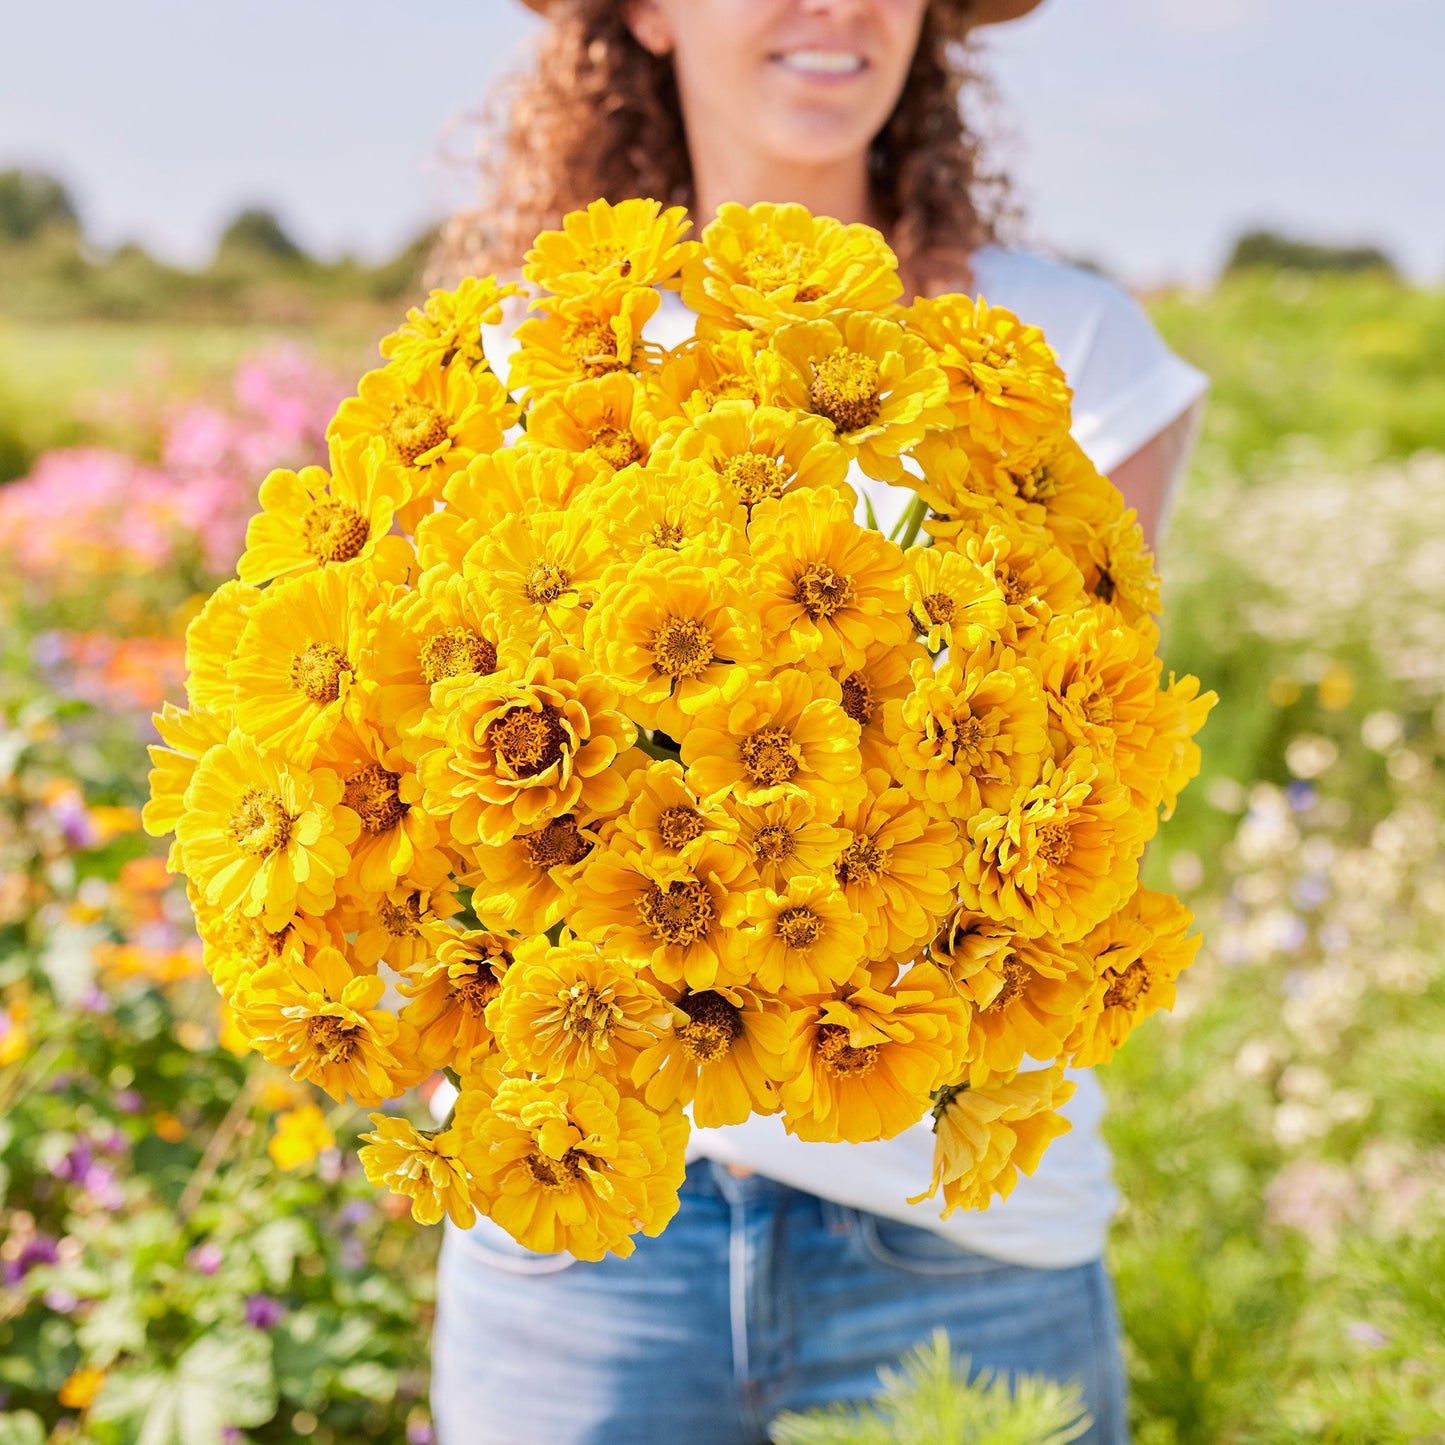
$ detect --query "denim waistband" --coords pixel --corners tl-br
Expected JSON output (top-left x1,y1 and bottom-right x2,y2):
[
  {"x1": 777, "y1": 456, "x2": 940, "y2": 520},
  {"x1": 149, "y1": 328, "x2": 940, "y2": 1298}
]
[{"x1": 683, "y1": 1157, "x2": 806, "y2": 1207}]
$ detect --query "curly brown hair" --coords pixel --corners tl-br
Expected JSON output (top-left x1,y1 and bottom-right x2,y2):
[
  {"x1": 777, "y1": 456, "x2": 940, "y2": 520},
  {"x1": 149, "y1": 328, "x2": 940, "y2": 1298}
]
[{"x1": 432, "y1": 0, "x2": 1015, "y2": 297}]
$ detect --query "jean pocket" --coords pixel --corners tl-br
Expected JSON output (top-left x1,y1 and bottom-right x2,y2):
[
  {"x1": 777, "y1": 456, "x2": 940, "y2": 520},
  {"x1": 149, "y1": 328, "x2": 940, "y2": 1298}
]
[
  {"x1": 857, "y1": 1212, "x2": 1016, "y2": 1278},
  {"x1": 450, "y1": 1215, "x2": 581, "y2": 1276}
]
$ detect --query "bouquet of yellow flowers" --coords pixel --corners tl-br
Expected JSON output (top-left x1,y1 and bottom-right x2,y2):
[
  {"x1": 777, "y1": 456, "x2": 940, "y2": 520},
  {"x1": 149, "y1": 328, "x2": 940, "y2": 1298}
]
[{"x1": 145, "y1": 199, "x2": 1214, "y2": 1260}]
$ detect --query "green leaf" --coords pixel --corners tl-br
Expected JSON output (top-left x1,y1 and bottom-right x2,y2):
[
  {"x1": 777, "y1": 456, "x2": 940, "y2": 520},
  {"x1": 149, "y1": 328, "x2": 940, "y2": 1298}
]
[
  {"x1": 77, "y1": 1291, "x2": 149, "y2": 1364},
  {"x1": 0, "y1": 1412, "x2": 46, "y2": 1445},
  {"x1": 249, "y1": 1216, "x2": 310, "y2": 1290}
]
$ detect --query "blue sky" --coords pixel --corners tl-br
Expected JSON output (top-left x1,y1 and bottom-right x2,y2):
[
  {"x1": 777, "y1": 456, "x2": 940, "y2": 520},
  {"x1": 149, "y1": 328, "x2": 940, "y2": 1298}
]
[{"x1": 2, "y1": 0, "x2": 1439, "y2": 284}]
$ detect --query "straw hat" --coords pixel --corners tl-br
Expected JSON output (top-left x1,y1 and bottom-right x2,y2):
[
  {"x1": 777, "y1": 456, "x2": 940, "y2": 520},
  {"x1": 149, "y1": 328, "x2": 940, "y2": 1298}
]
[{"x1": 519, "y1": 0, "x2": 1044, "y2": 24}]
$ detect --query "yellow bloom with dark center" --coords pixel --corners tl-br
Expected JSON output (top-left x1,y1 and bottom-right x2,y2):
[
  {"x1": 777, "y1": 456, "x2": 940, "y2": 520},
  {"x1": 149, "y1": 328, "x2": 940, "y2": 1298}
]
[
  {"x1": 380, "y1": 274, "x2": 522, "y2": 372},
  {"x1": 239, "y1": 434, "x2": 412, "y2": 586},
  {"x1": 192, "y1": 897, "x2": 341, "y2": 1001},
  {"x1": 630, "y1": 983, "x2": 793, "y2": 1126},
  {"x1": 1037, "y1": 606, "x2": 1174, "y2": 811},
  {"x1": 364, "y1": 572, "x2": 513, "y2": 742},
  {"x1": 229, "y1": 567, "x2": 375, "y2": 763},
  {"x1": 646, "y1": 330, "x2": 783, "y2": 423},
  {"x1": 175, "y1": 730, "x2": 358, "y2": 929},
  {"x1": 467, "y1": 505, "x2": 614, "y2": 652},
  {"x1": 911, "y1": 1065, "x2": 1075, "y2": 1216},
  {"x1": 959, "y1": 748, "x2": 1148, "y2": 943},
  {"x1": 955, "y1": 934, "x2": 1094, "y2": 1086},
  {"x1": 399, "y1": 927, "x2": 514, "y2": 1070},
  {"x1": 738, "y1": 874, "x2": 867, "y2": 995},
  {"x1": 468, "y1": 811, "x2": 606, "y2": 934},
  {"x1": 825, "y1": 636, "x2": 928, "y2": 778},
  {"x1": 902, "y1": 545, "x2": 1007, "y2": 654},
  {"x1": 572, "y1": 838, "x2": 750, "y2": 993},
  {"x1": 750, "y1": 483, "x2": 912, "y2": 672},
  {"x1": 334, "y1": 881, "x2": 461, "y2": 973},
  {"x1": 414, "y1": 644, "x2": 635, "y2": 848},
  {"x1": 524, "y1": 198, "x2": 698, "y2": 300},
  {"x1": 887, "y1": 645, "x2": 1050, "y2": 818},
  {"x1": 681, "y1": 201, "x2": 902, "y2": 337},
  {"x1": 143, "y1": 703, "x2": 233, "y2": 872},
  {"x1": 523, "y1": 373, "x2": 662, "y2": 474},
  {"x1": 331, "y1": 358, "x2": 517, "y2": 531},
  {"x1": 924, "y1": 906, "x2": 1016, "y2": 991},
  {"x1": 1068, "y1": 887, "x2": 1200, "y2": 1067},
  {"x1": 184, "y1": 579, "x2": 259, "y2": 713},
  {"x1": 315, "y1": 718, "x2": 447, "y2": 898},
  {"x1": 779, "y1": 963, "x2": 970, "y2": 1144},
  {"x1": 360, "y1": 1114, "x2": 475, "y2": 1228},
  {"x1": 457, "y1": 1070, "x2": 685, "y2": 1260},
  {"x1": 1076, "y1": 508, "x2": 1161, "y2": 624},
  {"x1": 510, "y1": 287, "x2": 661, "y2": 399},
  {"x1": 610, "y1": 758, "x2": 740, "y2": 880},
  {"x1": 832, "y1": 768, "x2": 964, "y2": 966},
  {"x1": 681, "y1": 668, "x2": 864, "y2": 825},
  {"x1": 725, "y1": 792, "x2": 844, "y2": 895},
  {"x1": 584, "y1": 546, "x2": 762, "y2": 736},
  {"x1": 234, "y1": 944, "x2": 425, "y2": 1105},
  {"x1": 1152, "y1": 672, "x2": 1216, "y2": 820},
  {"x1": 651, "y1": 400, "x2": 850, "y2": 512},
  {"x1": 487, "y1": 934, "x2": 671, "y2": 1084},
  {"x1": 585, "y1": 454, "x2": 749, "y2": 571},
  {"x1": 770, "y1": 313, "x2": 950, "y2": 482},
  {"x1": 906, "y1": 294, "x2": 1072, "y2": 455}
]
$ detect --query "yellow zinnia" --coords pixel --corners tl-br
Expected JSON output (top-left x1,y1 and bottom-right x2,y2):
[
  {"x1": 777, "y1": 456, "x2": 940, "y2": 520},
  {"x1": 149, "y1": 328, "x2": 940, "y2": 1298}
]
[
  {"x1": 681, "y1": 201, "x2": 902, "y2": 337},
  {"x1": 509, "y1": 286, "x2": 661, "y2": 399},
  {"x1": 175, "y1": 730, "x2": 358, "y2": 929},
  {"x1": 399, "y1": 927, "x2": 514, "y2": 1070},
  {"x1": 750, "y1": 483, "x2": 912, "y2": 672},
  {"x1": 522, "y1": 373, "x2": 662, "y2": 473},
  {"x1": 769, "y1": 313, "x2": 950, "y2": 482},
  {"x1": 736, "y1": 874, "x2": 867, "y2": 995},
  {"x1": 524, "y1": 197, "x2": 697, "y2": 299},
  {"x1": 467, "y1": 811, "x2": 605, "y2": 934},
  {"x1": 238, "y1": 434, "x2": 412, "y2": 586},
  {"x1": 143, "y1": 703, "x2": 233, "y2": 871},
  {"x1": 413, "y1": 644, "x2": 635, "y2": 847},
  {"x1": 724, "y1": 792, "x2": 844, "y2": 895},
  {"x1": 901, "y1": 545, "x2": 1007, "y2": 654},
  {"x1": 336, "y1": 882, "x2": 461, "y2": 972},
  {"x1": 184, "y1": 579, "x2": 259, "y2": 713},
  {"x1": 609, "y1": 757, "x2": 740, "y2": 881},
  {"x1": 646, "y1": 330, "x2": 782, "y2": 422},
  {"x1": 360, "y1": 1114, "x2": 476, "y2": 1228},
  {"x1": 380, "y1": 275, "x2": 523, "y2": 372},
  {"x1": 583, "y1": 545, "x2": 762, "y2": 736},
  {"x1": 268, "y1": 1102, "x2": 336, "y2": 1170}
]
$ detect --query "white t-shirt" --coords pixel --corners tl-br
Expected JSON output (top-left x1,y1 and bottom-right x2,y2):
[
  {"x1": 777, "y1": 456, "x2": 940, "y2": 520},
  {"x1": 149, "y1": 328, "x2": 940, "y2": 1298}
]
[{"x1": 474, "y1": 246, "x2": 1209, "y2": 1269}]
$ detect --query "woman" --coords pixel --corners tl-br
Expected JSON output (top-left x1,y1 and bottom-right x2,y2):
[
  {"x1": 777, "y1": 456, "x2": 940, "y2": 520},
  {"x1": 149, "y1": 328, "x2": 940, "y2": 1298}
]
[{"x1": 430, "y1": 2, "x2": 1207, "y2": 1442}]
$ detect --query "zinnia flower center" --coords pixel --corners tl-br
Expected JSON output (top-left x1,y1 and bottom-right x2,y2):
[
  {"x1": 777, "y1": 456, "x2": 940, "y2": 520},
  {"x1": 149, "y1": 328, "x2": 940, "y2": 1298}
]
[
  {"x1": 489, "y1": 703, "x2": 567, "y2": 777},
  {"x1": 651, "y1": 615, "x2": 715, "y2": 679},
  {"x1": 945, "y1": 714, "x2": 990, "y2": 766},
  {"x1": 794, "y1": 561, "x2": 856, "y2": 620},
  {"x1": 816, "y1": 1022, "x2": 879, "y2": 1077},
  {"x1": 343, "y1": 763, "x2": 407, "y2": 834},
  {"x1": 836, "y1": 836, "x2": 886, "y2": 888},
  {"x1": 306, "y1": 1014, "x2": 360, "y2": 1063},
  {"x1": 753, "y1": 822, "x2": 796, "y2": 862},
  {"x1": 840, "y1": 672, "x2": 873, "y2": 727},
  {"x1": 560, "y1": 982, "x2": 622, "y2": 1049},
  {"x1": 999, "y1": 567, "x2": 1032, "y2": 608},
  {"x1": 678, "y1": 990, "x2": 744, "y2": 1063},
  {"x1": 380, "y1": 892, "x2": 423, "y2": 938},
  {"x1": 564, "y1": 316, "x2": 625, "y2": 377},
  {"x1": 589, "y1": 426, "x2": 643, "y2": 471},
  {"x1": 983, "y1": 957, "x2": 1029, "y2": 1013},
  {"x1": 1083, "y1": 691, "x2": 1114, "y2": 726},
  {"x1": 525, "y1": 1149, "x2": 584, "y2": 1192},
  {"x1": 290, "y1": 641, "x2": 350, "y2": 704},
  {"x1": 1093, "y1": 568, "x2": 1116, "y2": 604},
  {"x1": 722, "y1": 452, "x2": 789, "y2": 507},
  {"x1": 651, "y1": 519, "x2": 685, "y2": 549},
  {"x1": 1035, "y1": 821, "x2": 1073, "y2": 866},
  {"x1": 524, "y1": 561, "x2": 573, "y2": 606},
  {"x1": 922, "y1": 592, "x2": 956, "y2": 625},
  {"x1": 227, "y1": 788, "x2": 294, "y2": 858},
  {"x1": 739, "y1": 725, "x2": 798, "y2": 787},
  {"x1": 810, "y1": 347, "x2": 881, "y2": 432},
  {"x1": 742, "y1": 241, "x2": 821, "y2": 297},
  {"x1": 1015, "y1": 462, "x2": 1060, "y2": 503},
  {"x1": 301, "y1": 499, "x2": 370, "y2": 564},
  {"x1": 521, "y1": 814, "x2": 592, "y2": 870},
  {"x1": 389, "y1": 402, "x2": 450, "y2": 466},
  {"x1": 637, "y1": 879, "x2": 714, "y2": 946},
  {"x1": 454, "y1": 967, "x2": 503, "y2": 1016},
  {"x1": 420, "y1": 626, "x2": 497, "y2": 685},
  {"x1": 1103, "y1": 961, "x2": 1150, "y2": 1010},
  {"x1": 776, "y1": 906, "x2": 824, "y2": 950},
  {"x1": 657, "y1": 805, "x2": 706, "y2": 851}
]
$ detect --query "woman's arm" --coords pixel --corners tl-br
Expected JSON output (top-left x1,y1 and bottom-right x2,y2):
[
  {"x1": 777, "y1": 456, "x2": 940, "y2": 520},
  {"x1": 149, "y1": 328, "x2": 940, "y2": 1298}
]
[{"x1": 1101, "y1": 398, "x2": 1204, "y2": 552}]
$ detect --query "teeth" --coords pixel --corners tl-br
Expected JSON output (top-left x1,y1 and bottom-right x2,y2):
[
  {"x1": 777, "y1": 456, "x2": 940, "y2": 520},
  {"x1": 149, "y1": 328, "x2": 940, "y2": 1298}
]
[{"x1": 777, "y1": 50, "x2": 864, "y2": 75}]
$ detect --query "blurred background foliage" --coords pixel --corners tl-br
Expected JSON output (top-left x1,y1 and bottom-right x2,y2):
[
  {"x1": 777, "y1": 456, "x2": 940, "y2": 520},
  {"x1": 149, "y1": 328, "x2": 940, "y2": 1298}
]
[{"x1": 1, "y1": 167, "x2": 1443, "y2": 1442}]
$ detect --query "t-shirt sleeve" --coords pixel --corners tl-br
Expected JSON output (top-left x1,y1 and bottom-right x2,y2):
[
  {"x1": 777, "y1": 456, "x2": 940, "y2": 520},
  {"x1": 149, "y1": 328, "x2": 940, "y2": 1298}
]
[{"x1": 1065, "y1": 277, "x2": 1210, "y2": 484}]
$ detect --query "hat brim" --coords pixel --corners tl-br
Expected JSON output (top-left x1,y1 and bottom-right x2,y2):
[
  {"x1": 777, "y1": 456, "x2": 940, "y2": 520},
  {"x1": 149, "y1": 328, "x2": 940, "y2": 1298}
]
[{"x1": 520, "y1": 0, "x2": 1044, "y2": 22}]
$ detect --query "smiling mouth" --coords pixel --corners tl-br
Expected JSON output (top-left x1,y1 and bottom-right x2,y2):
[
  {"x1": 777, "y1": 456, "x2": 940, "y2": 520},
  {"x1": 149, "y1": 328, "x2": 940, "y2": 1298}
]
[{"x1": 772, "y1": 50, "x2": 868, "y2": 78}]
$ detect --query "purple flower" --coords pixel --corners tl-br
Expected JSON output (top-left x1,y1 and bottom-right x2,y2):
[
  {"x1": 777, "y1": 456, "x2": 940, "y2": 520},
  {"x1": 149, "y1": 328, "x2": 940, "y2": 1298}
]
[
  {"x1": 54, "y1": 1141, "x2": 93, "y2": 1183},
  {"x1": 2, "y1": 1235, "x2": 60, "y2": 1285},
  {"x1": 114, "y1": 1088, "x2": 145, "y2": 1114},
  {"x1": 43, "y1": 1286, "x2": 79, "y2": 1314},
  {"x1": 244, "y1": 1294, "x2": 287, "y2": 1330},
  {"x1": 221, "y1": 1429, "x2": 247, "y2": 1444},
  {"x1": 406, "y1": 1422, "x2": 436, "y2": 1445},
  {"x1": 188, "y1": 1242, "x2": 224, "y2": 1276}
]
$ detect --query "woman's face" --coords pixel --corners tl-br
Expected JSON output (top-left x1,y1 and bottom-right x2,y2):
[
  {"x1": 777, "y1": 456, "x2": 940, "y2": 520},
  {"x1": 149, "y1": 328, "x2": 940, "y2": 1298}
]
[{"x1": 625, "y1": 0, "x2": 930, "y2": 171}]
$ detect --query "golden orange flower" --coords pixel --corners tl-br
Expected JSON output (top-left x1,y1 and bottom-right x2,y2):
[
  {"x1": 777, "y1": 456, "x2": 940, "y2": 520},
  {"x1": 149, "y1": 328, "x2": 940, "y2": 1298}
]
[
  {"x1": 509, "y1": 287, "x2": 662, "y2": 398},
  {"x1": 360, "y1": 1114, "x2": 475, "y2": 1228},
  {"x1": 608, "y1": 757, "x2": 740, "y2": 880},
  {"x1": 738, "y1": 874, "x2": 868, "y2": 996},
  {"x1": 399, "y1": 927, "x2": 514, "y2": 1069},
  {"x1": 524, "y1": 197, "x2": 697, "y2": 299},
  {"x1": 724, "y1": 792, "x2": 844, "y2": 895},
  {"x1": 522, "y1": 373, "x2": 663, "y2": 473},
  {"x1": 467, "y1": 811, "x2": 606, "y2": 934}
]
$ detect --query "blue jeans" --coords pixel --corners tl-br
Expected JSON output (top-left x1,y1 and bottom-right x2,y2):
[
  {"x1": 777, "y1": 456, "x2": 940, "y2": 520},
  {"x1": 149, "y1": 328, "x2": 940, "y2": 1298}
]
[{"x1": 432, "y1": 1159, "x2": 1127, "y2": 1445}]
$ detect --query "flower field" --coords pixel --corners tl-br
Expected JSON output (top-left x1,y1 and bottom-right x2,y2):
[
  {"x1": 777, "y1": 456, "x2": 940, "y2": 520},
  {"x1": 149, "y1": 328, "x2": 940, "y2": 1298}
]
[{"x1": 2, "y1": 270, "x2": 1443, "y2": 1443}]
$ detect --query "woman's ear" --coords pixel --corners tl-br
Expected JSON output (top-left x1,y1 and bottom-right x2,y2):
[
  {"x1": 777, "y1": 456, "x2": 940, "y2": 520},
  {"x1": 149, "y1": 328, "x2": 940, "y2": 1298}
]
[{"x1": 621, "y1": 0, "x2": 675, "y2": 57}]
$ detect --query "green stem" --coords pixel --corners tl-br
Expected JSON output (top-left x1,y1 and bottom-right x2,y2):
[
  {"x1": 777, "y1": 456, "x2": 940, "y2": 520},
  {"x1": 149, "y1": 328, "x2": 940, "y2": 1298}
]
[{"x1": 893, "y1": 495, "x2": 928, "y2": 550}]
